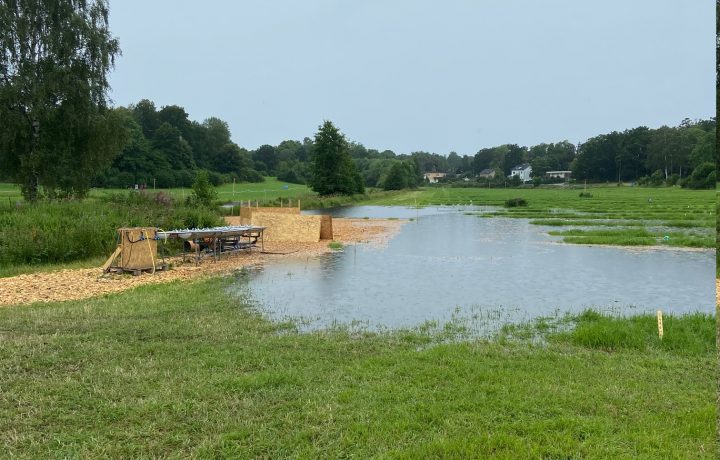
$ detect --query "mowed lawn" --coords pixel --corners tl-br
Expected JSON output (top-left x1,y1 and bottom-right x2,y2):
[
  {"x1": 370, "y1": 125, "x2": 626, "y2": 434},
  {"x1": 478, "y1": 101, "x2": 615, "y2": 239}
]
[{"x1": 0, "y1": 277, "x2": 714, "y2": 458}]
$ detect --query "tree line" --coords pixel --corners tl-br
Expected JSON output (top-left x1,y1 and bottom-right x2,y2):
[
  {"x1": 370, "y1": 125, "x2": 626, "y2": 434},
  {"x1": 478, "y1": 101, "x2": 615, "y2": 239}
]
[{"x1": 93, "y1": 100, "x2": 263, "y2": 189}]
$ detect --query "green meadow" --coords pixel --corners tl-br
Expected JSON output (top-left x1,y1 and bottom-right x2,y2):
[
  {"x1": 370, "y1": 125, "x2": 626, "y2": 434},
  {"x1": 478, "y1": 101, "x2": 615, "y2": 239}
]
[
  {"x1": 363, "y1": 186, "x2": 715, "y2": 249},
  {"x1": 0, "y1": 277, "x2": 714, "y2": 458}
]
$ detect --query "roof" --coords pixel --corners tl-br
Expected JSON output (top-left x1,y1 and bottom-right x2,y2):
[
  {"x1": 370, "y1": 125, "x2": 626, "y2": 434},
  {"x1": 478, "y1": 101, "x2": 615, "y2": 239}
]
[
  {"x1": 511, "y1": 164, "x2": 531, "y2": 171},
  {"x1": 479, "y1": 168, "x2": 495, "y2": 175},
  {"x1": 424, "y1": 172, "x2": 446, "y2": 177}
]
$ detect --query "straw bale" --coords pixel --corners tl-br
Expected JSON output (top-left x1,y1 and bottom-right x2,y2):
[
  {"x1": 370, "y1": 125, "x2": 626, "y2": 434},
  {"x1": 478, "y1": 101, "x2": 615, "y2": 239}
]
[
  {"x1": 251, "y1": 212, "x2": 322, "y2": 243},
  {"x1": 319, "y1": 215, "x2": 333, "y2": 240}
]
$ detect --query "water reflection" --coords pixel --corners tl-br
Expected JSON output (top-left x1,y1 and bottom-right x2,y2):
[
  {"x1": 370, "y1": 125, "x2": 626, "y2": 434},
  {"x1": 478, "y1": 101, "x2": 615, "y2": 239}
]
[{"x1": 230, "y1": 206, "x2": 715, "y2": 333}]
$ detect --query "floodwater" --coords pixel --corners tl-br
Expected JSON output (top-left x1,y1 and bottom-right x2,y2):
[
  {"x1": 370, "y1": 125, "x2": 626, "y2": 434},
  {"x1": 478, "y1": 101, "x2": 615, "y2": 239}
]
[{"x1": 230, "y1": 206, "x2": 715, "y2": 334}]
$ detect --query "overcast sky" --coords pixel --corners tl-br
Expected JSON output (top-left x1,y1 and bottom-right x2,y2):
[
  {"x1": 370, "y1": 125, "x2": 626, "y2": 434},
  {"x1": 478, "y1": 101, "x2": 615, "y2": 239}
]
[{"x1": 108, "y1": 1, "x2": 714, "y2": 155}]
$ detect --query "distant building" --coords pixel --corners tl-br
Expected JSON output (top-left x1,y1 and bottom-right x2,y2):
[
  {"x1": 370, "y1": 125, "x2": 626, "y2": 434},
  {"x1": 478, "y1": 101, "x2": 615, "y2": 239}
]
[
  {"x1": 546, "y1": 170, "x2": 572, "y2": 179},
  {"x1": 478, "y1": 168, "x2": 495, "y2": 179},
  {"x1": 510, "y1": 164, "x2": 532, "y2": 182},
  {"x1": 424, "y1": 172, "x2": 447, "y2": 184}
]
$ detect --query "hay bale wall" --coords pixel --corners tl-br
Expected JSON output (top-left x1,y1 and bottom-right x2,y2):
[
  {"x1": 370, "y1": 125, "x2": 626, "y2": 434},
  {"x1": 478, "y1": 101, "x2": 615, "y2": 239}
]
[
  {"x1": 225, "y1": 209, "x2": 333, "y2": 242},
  {"x1": 250, "y1": 213, "x2": 323, "y2": 243},
  {"x1": 238, "y1": 207, "x2": 300, "y2": 225}
]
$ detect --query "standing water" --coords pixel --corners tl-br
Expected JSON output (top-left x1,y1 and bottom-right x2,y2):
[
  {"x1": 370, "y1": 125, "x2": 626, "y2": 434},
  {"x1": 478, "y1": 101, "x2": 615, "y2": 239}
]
[{"x1": 230, "y1": 206, "x2": 715, "y2": 333}]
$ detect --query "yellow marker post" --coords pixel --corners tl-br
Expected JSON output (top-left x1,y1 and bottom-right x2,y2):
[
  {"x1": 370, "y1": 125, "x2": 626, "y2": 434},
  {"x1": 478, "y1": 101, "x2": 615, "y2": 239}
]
[{"x1": 656, "y1": 310, "x2": 664, "y2": 339}]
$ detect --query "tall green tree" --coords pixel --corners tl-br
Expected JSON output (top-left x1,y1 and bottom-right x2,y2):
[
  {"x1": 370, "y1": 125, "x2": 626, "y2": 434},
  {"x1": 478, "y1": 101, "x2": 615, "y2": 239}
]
[
  {"x1": 0, "y1": 0, "x2": 126, "y2": 199},
  {"x1": 309, "y1": 121, "x2": 364, "y2": 195},
  {"x1": 132, "y1": 99, "x2": 161, "y2": 138}
]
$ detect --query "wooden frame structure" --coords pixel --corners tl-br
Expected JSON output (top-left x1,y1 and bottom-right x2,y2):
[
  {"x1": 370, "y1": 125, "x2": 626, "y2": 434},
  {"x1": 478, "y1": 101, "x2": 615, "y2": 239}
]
[{"x1": 157, "y1": 225, "x2": 265, "y2": 266}]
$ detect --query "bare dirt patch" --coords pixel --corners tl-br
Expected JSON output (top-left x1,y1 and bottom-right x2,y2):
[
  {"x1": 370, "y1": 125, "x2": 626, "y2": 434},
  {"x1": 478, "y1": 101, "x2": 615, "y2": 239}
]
[{"x1": 0, "y1": 218, "x2": 405, "y2": 307}]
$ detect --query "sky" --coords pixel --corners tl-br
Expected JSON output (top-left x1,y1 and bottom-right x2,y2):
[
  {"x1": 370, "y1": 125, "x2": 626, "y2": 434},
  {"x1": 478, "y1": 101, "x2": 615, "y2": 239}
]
[{"x1": 108, "y1": 1, "x2": 715, "y2": 156}]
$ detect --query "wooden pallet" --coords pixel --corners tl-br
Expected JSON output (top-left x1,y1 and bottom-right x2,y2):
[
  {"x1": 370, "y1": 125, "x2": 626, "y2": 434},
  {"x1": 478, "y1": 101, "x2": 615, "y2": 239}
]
[{"x1": 106, "y1": 264, "x2": 168, "y2": 276}]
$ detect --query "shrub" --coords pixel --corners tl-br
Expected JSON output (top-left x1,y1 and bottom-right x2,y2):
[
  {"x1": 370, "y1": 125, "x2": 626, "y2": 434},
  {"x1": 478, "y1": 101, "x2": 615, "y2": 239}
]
[
  {"x1": 504, "y1": 198, "x2": 528, "y2": 207},
  {"x1": 578, "y1": 192, "x2": 593, "y2": 198},
  {"x1": 191, "y1": 171, "x2": 218, "y2": 207}
]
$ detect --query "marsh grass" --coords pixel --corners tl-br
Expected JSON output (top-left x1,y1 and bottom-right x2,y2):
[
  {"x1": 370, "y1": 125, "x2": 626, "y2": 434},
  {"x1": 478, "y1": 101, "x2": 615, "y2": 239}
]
[
  {"x1": 362, "y1": 187, "x2": 714, "y2": 249},
  {"x1": 547, "y1": 228, "x2": 714, "y2": 248},
  {"x1": 0, "y1": 277, "x2": 714, "y2": 458}
]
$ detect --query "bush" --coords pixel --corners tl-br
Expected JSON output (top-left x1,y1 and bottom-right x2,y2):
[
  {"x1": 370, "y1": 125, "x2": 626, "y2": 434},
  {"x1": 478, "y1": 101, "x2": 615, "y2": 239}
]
[
  {"x1": 239, "y1": 169, "x2": 264, "y2": 183},
  {"x1": 686, "y1": 162, "x2": 716, "y2": 189},
  {"x1": 578, "y1": 192, "x2": 593, "y2": 198},
  {"x1": 504, "y1": 198, "x2": 528, "y2": 207}
]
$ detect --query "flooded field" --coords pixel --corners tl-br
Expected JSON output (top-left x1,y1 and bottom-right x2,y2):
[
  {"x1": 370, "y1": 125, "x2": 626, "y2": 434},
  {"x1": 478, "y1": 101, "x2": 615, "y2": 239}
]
[{"x1": 230, "y1": 206, "x2": 715, "y2": 334}]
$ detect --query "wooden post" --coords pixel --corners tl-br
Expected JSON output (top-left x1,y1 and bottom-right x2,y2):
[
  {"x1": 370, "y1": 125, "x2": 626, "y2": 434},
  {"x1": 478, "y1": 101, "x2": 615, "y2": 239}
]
[{"x1": 657, "y1": 310, "x2": 664, "y2": 339}]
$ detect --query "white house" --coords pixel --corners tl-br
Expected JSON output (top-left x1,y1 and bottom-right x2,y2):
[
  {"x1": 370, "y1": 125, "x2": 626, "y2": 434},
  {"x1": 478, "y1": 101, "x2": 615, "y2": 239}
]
[
  {"x1": 509, "y1": 164, "x2": 532, "y2": 182},
  {"x1": 546, "y1": 170, "x2": 572, "y2": 179},
  {"x1": 423, "y1": 172, "x2": 447, "y2": 184}
]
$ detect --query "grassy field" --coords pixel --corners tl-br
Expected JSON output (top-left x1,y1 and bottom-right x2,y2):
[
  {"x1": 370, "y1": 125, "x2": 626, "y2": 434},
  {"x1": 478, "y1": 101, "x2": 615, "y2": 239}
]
[
  {"x1": 0, "y1": 276, "x2": 713, "y2": 458},
  {"x1": 0, "y1": 178, "x2": 313, "y2": 204},
  {"x1": 363, "y1": 186, "x2": 715, "y2": 248},
  {"x1": 0, "y1": 182, "x2": 22, "y2": 202},
  {"x1": 103, "y1": 178, "x2": 314, "y2": 204}
]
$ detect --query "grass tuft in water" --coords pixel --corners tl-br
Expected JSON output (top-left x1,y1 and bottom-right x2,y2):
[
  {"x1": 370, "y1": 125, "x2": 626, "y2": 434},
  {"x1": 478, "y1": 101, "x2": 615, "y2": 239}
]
[{"x1": 328, "y1": 241, "x2": 344, "y2": 250}]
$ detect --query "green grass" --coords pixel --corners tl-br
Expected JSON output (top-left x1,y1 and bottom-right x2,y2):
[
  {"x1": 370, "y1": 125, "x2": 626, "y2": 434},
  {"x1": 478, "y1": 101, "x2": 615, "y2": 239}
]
[
  {"x1": 158, "y1": 177, "x2": 312, "y2": 203},
  {"x1": 549, "y1": 310, "x2": 715, "y2": 355},
  {"x1": 0, "y1": 192, "x2": 221, "y2": 271},
  {"x1": 0, "y1": 276, "x2": 714, "y2": 458},
  {"x1": 0, "y1": 182, "x2": 22, "y2": 201},
  {"x1": 363, "y1": 186, "x2": 715, "y2": 249},
  {"x1": 0, "y1": 178, "x2": 313, "y2": 205},
  {"x1": 327, "y1": 241, "x2": 343, "y2": 250}
]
